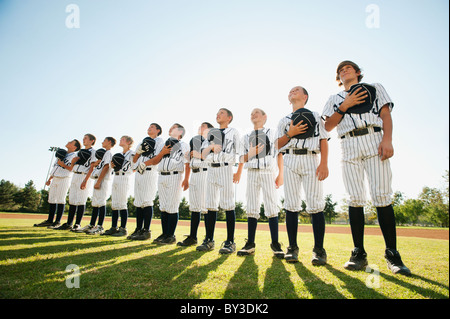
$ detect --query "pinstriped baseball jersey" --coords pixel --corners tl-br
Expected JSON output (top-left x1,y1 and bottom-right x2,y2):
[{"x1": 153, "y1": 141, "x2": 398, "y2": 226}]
[
  {"x1": 202, "y1": 127, "x2": 241, "y2": 164},
  {"x1": 322, "y1": 83, "x2": 394, "y2": 137},
  {"x1": 72, "y1": 148, "x2": 96, "y2": 174},
  {"x1": 190, "y1": 156, "x2": 209, "y2": 169},
  {"x1": 241, "y1": 127, "x2": 278, "y2": 170},
  {"x1": 276, "y1": 111, "x2": 330, "y2": 153},
  {"x1": 115, "y1": 150, "x2": 135, "y2": 175},
  {"x1": 156, "y1": 140, "x2": 190, "y2": 172},
  {"x1": 133, "y1": 137, "x2": 165, "y2": 170},
  {"x1": 50, "y1": 152, "x2": 77, "y2": 177},
  {"x1": 91, "y1": 150, "x2": 113, "y2": 180}
]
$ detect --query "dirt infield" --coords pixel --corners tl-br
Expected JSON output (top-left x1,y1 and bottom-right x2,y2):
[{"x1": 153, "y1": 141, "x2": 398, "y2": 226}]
[{"x1": 1, "y1": 212, "x2": 448, "y2": 240}]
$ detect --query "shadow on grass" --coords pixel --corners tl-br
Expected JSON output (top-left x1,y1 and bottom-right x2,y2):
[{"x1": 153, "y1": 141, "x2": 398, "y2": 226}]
[
  {"x1": 263, "y1": 257, "x2": 298, "y2": 298},
  {"x1": 224, "y1": 255, "x2": 264, "y2": 299},
  {"x1": 323, "y1": 265, "x2": 387, "y2": 299},
  {"x1": 293, "y1": 263, "x2": 347, "y2": 299},
  {"x1": 380, "y1": 272, "x2": 448, "y2": 299}
]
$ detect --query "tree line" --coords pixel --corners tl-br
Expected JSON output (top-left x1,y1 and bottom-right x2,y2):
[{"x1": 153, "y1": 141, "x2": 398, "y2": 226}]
[{"x1": 0, "y1": 171, "x2": 448, "y2": 227}]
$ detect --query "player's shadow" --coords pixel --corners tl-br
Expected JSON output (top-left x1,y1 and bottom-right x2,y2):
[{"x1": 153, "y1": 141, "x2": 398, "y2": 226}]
[
  {"x1": 223, "y1": 255, "x2": 264, "y2": 299},
  {"x1": 379, "y1": 272, "x2": 448, "y2": 299},
  {"x1": 263, "y1": 256, "x2": 298, "y2": 298},
  {"x1": 293, "y1": 263, "x2": 347, "y2": 299},
  {"x1": 323, "y1": 265, "x2": 387, "y2": 299}
]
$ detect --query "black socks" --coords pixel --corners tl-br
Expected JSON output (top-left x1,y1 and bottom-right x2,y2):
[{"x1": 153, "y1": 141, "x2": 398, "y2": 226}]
[
  {"x1": 190, "y1": 212, "x2": 201, "y2": 239},
  {"x1": 376, "y1": 205, "x2": 397, "y2": 250},
  {"x1": 349, "y1": 206, "x2": 365, "y2": 250},
  {"x1": 311, "y1": 212, "x2": 325, "y2": 250}
]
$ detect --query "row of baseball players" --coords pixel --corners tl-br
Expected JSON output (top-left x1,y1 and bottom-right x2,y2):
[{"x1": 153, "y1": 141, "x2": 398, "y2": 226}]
[{"x1": 34, "y1": 60, "x2": 410, "y2": 276}]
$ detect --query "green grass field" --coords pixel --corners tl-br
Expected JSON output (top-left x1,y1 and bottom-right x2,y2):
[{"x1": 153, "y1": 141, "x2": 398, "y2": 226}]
[{"x1": 0, "y1": 216, "x2": 448, "y2": 299}]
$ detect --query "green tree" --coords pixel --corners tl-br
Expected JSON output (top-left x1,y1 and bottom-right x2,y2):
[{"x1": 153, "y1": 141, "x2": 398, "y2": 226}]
[
  {"x1": 323, "y1": 194, "x2": 338, "y2": 224},
  {"x1": 14, "y1": 180, "x2": 40, "y2": 212},
  {"x1": 419, "y1": 186, "x2": 449, "y2": 227},
  {"x1": 179, "y1": 197, "x2": 190, "y2": 219},
  {"x1": 0, "y1": 179, "x2": 20, "y2": 210}
]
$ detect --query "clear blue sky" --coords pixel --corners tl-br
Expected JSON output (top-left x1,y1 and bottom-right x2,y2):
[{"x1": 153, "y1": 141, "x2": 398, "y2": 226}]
[{"x1": 0, "y1": 0, "x2": 448, "y2": 207}]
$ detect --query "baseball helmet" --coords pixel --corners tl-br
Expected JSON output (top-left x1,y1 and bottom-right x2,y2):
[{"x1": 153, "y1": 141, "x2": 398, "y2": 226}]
[
  {"x1": 207, "y1": 128, "x2": 225, "y2": 146},
  {"x1": 346, "y1": 83, "x2": 377, "y2": 114},
  {"x1": 164, "y1": 137, "x2": 180, "y2": 158},
  {"x1": 75, "y1": 149, "x2": 92, "y2": 166},
  {"x1": 189, "y1": 135, "x2": 205, "y2": 153},
  {"x1": 111, "y1": 153, "x2": 125, "y2": 172},
  {"x1": 95, "y1": 148, "x2": 106, "y2": 160},
  {"x1": 290, "y1": 108, "x2": 317, "y2": 139},
  {"x1": 55, "y1": 148, "x2": 67, "y2": 161},
  {"x1": 141, "y1": 137, "x2": 156, "y2": 157},
  {"x1": 248, "y1": 129, "x2": 271, "y2": 159}
]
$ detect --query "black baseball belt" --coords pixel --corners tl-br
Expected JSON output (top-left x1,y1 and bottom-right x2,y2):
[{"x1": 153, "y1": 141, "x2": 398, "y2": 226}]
[
  {"x1": 284, "y1": 149, "x2": 316, "y2": 155},
  {"x1": 341, "y1": 126, "x2": 381, "y2": 139},
  {"x1": 211, "y1": 163, "x2": 229, "y2": 168},
  {"x1": 192, "y1": 168, "x2": 208, "y2": 173},
  {"x1": 160, "y1": 171, "x2": 179, "y2": 176}
]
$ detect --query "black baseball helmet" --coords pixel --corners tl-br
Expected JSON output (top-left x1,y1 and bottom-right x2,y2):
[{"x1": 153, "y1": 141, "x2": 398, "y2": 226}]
[
  {"x1": 76, "y1": 149, "x2": 92, "y2": 165},
  {"x1": 111, "y1": 153, "x2": 125, "y2": 172},
  {"x1": 346, "y1": 83, "x2": 377, "y2": 114},
  {"x1": 141, "y1": 137, "x2": 156, "y2": 157},
  {"x1": 164, "y1": 137, "x2": 180, "y2": 158},
  {"x1": 291, "y1": 108, "x2": 317, "y2": 139},
  {"x1": 95, "y1": 148, "x2": 106, "y2": 160},
  {"x1": 189, "y1": 135, "x2": 205, "y2": 153},
  {"x1": 55, "y1": 148, "x2": 67, "y2": 161},
  {"x1": 207, "y1": 128, "x2": 225, "y2": 146},
  {"x1": 248, "y1": 129, "x2": 271, "y2": 158}
]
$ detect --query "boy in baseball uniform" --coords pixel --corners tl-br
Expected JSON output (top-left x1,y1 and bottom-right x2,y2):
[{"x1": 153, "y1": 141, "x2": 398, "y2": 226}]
[
  {"x1": 177, "y1": 122, "x2": 214, "y2": 247},
  {"x1": 79, "y1": 137, "x2": 116, "y2": 235},
  {"x1": 129, "y1": 123, "x2": 164, "y2": 241},
  {"x1": 197, "y1": 108, "x2": 244, "y2": 254},
  {"x1": 55, "y1": 134, "x2": 97, "y2": 231},
  {"x1": 103, "y1": 136, "x2": 135, "y2": 237},
  {"x1": 276, "y1": 86, "x2": 330, "y2": 264},
  {"x1": 151, "y1": 123, "x2": 190, "y2": 245},
  {"x1": 237, "y1": 108, "x2": 285, "y2": 258},
  {"x1": 322, "y1": 60, "x2": 410, "y2": 276},
  {"x1": 34, "y1": 139, "x2": 81, "y2": 228}
]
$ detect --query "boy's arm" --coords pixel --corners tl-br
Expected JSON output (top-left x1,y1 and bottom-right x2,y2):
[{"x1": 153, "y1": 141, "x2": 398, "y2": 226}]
[
  {"x1": 275, "y1": 121, "x2": 308, "y2": 149},
  {"x1": 80, "y1": 162, "x2": 97, "y2": 189},
  {"x1": 324, "y1": 88, "x2": 368, "y2": 132},
  {"x1": 316, "y1": 139, "x2": 329, "y2": 181},
  {"x1": 182, "y1": 163, "x2": 190, "y2": 191},
  {"x1": 93, "y1": 164, "x2": 110, "y2": 189},
  {"x1": 233, "y1": 163, "x2": 244, "y2": 184},
  {"x1": 133, "y1": 153, "x2": 141, "y2": 164},
  {"x1": 144, "y1": 145, "x2": 171, "y2": 166},
  {"x1": 275, "y1": 153, "x2": 284, "y2": 188},
  {"x1": 378, "y1": 105, "x2": 394, "y2": 161},
  {"x1": 57, "y1": 156, "x2": 77, "y2": 171}
]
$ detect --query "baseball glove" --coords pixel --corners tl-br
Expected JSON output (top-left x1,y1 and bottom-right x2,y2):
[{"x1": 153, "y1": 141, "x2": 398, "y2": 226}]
[
  {"x1": 248, "y1": 129, "x2": 271, "y2": 159},
  {"x1": 290, "y1": 108, "x2": 317, "y2": 139},
  {"x1": 346, "y1": 83, "x2": 377, "y2": 114}
]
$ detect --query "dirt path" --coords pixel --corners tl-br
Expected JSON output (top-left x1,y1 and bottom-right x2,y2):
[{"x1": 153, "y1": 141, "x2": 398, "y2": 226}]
[{"x1": 1, "y1": 212, "x2": 448, "y2": 240}]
